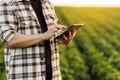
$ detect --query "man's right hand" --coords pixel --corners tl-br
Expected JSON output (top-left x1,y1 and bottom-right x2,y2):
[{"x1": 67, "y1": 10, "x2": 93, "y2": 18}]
[{"x1": 43, "y1": 25, "x2": 63, "y2": 40}]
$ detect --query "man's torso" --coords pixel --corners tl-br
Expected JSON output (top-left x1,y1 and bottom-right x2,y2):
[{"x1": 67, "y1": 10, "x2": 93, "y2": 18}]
[{"x1": 0, "y1": 0, "x2": 61, "y2": 80}]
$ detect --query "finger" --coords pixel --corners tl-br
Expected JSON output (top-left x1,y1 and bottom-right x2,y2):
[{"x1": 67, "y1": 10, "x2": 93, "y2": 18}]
[
  {"x1": 72, "y1": 33, "x2": 76, "y2": 38},
  {"x1": 57, "y1": 30, "x2": 63, "y2": 35},
  {"x1": 61, "y1": 25, "x2": 67, "y2": 29},
  {"x1": 56, "y1": 25, "x2": 67, "y2": 30},
  {"x1": 57, "y1": 39, "x2": 63, "y2": 44},
  {"x1": 54, "y1": 32, "x2": 58, "y2": 36},
  {"x1": 55, "y1": 25, "x2": 62, "y2": 30},
  {"x1": 63, "y1": 35, "x2": 68, "y2": 40},
  {"x1": 58, "y1": 24, "x2": 67, "y2": 28},
  {"x1": 71, "y1": 28, "x2": 76, "y2": 33},
  {"x1": 68, "y1": 31, "x2": 72, "y2": 40},
  {"x1": 71, "y1": 28, "x2": 76, "y2": 37},
  {"x1": 53, "y1": 28, "x2": 58, "y2": 32}
]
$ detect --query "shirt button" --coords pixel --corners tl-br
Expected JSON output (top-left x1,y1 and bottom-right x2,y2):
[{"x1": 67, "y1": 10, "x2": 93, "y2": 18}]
[
  {"x1": 38, "y1": 31, "x2": 41, "y2": 33},
  {"x1": 41, "y1": 58, "x2": 44, "y2": 60}
]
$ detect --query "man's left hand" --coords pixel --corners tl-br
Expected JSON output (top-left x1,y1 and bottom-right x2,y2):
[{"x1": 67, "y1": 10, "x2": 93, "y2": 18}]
[{"x1": 58, "y1": 27, "x2": 77, "y2": 45}]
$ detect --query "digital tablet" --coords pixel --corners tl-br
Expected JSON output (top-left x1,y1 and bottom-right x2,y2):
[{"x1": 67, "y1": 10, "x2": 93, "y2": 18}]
[{"x1": 55, "y1": 23, "x2": 84, "y2": 39}]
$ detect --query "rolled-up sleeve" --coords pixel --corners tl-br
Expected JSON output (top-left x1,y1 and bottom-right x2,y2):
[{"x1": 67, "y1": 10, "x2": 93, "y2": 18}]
[{"x1": 0, "y1": 2, "x2": 17, "y2": 46}]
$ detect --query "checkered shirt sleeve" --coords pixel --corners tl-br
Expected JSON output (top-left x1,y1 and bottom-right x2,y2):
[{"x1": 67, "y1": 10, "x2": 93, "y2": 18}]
[{"x1": 0, "y1": 2, "x2": 17, "y2": 46}]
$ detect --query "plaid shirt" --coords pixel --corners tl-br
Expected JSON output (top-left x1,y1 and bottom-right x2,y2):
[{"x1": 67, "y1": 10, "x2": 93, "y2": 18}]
[{"x1": 0, "y1": 0, "x2": 62, "y2": 80}]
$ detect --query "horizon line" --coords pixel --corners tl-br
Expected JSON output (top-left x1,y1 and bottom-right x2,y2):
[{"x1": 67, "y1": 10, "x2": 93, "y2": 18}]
[{"x1": 53, "y1": 4, "x2": 120, "y2": 7}]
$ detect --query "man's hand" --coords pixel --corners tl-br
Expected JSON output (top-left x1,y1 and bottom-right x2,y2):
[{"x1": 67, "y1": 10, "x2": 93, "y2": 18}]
[
  {"x1": 58, "y1": 28, "x2": 77, "y2": 45},
  {"x1": 43, "y1": 25, "x2": 63, "y2": 40}
]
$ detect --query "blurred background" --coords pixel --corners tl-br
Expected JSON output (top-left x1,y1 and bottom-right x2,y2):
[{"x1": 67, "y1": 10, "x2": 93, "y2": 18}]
[{"x1": 0, "y1": 0, "x2": 120, "y2": 80}]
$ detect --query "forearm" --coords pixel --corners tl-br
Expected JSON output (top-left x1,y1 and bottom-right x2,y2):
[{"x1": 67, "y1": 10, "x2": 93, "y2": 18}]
[
  {"x1": 7, "y1": 33, "x2": 45, "y2": 48},
  {"x1": 6, "y1": 25, "x2": 63, "y2": 48}
]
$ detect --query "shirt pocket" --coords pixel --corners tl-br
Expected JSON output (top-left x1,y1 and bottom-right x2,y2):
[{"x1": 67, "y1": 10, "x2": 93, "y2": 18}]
[
  {"x1": 19, "y1": 17, "x2": 34, "y2": 26},
  {"x1": 18, "y1": 17, "x2": 40, "y2": 35}
]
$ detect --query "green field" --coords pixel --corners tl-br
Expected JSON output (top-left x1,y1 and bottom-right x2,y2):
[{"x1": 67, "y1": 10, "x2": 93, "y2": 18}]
[
  {"x1": 55, "y1": 7, "x2": 120, "y2": 80},
  {"x1": 0, "y1": 7, "x2": 120, "y2": 80}
]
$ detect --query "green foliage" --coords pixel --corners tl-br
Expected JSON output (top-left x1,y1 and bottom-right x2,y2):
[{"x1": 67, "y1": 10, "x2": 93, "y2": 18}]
[
  {"x1": 55, "y1": 7, "x2": 120, "y2": 80},
  {"x1": 0, "y1": 42, "x2": 6, "y2": 80},
  {"x1": 59, "y1": 42, "x2": 89, "y2": 80}
]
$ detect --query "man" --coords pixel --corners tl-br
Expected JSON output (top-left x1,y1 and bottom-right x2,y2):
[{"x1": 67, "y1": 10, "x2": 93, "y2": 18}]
[{"x1": 0, "y1": 0, "x2": 76, "y2": 80}]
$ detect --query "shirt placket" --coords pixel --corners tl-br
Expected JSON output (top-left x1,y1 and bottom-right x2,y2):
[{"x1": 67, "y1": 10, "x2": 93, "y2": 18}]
[{"x1": 27, "y1": 1, "x2": 42, "y2": 34}]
